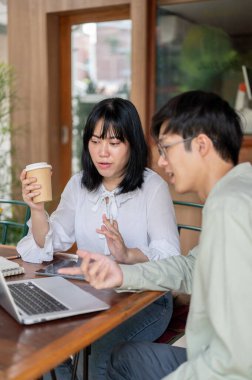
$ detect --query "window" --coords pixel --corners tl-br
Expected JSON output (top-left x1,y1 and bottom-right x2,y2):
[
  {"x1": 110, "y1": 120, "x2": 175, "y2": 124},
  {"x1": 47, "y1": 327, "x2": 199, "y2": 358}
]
[{"x1": 156, "y1": 0, "x2": 252, "y2": 134}]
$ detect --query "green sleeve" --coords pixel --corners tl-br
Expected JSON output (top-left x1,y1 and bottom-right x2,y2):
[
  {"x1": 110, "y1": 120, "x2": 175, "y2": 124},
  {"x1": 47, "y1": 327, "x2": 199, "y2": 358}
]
[{"x1": 117, "y1": 246, "x2": 198, "y2": 293}]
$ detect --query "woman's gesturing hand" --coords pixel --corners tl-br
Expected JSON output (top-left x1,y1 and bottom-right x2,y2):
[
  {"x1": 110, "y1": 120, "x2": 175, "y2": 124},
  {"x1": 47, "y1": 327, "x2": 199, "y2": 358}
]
[{"x1": 96, "y1": 214, "x2": 130, "y2": 263}]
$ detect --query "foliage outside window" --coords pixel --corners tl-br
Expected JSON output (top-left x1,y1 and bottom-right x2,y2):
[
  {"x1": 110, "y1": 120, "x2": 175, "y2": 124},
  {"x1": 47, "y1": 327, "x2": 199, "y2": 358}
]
[
  {"x1": 0, "y1": 62, "x2": 27, "y2": 245},
  {"x1": 156, "y1": 9, "x2": 252, "y2": 125}
]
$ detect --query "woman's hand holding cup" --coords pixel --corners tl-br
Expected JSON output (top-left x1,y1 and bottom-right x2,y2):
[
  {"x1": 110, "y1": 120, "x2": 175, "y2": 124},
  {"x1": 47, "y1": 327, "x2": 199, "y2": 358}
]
[
  {"x1": 20, "y1": 169, "x2": 45, "y2": 211},
  {"x1": 20, "y1": 162, "x2": 52, "y2": 211}
]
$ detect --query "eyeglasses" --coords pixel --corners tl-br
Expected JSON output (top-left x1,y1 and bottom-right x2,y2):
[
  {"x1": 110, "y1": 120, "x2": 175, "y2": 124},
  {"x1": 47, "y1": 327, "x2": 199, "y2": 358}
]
[{"x1": 157, "y1": 137, "x2": 194, "y2": 159}]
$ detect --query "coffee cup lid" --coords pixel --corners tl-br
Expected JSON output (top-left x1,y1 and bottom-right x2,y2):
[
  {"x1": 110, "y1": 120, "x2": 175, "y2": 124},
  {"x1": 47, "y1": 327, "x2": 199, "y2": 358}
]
[{"x1": 25, "y1": 162, "x2": 52, "y2": 171}]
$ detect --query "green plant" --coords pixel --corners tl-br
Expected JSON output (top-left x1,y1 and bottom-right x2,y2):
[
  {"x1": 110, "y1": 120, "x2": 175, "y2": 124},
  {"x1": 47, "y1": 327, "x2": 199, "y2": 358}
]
[
  {"x1": 0, "y1": 62, "x2": 15, "y2": 198},
  {"x1": 0, "y1": 62, "x2": 29, "y2": 244},
  {"x1": 180, "y1": 25, "x2": 239, "y2": 91}
]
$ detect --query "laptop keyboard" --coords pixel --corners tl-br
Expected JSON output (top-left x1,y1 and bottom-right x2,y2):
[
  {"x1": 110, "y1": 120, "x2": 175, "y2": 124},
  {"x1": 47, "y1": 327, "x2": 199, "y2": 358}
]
[{"x1": 8, "y1": 282, "x2": 69, "y2": 315}]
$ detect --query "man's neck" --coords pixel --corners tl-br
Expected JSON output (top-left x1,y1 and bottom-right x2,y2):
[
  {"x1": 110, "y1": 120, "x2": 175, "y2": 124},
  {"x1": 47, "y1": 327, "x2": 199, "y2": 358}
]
[{"x1": 197, "y1": 158, "x2": 234, "y2": 202}]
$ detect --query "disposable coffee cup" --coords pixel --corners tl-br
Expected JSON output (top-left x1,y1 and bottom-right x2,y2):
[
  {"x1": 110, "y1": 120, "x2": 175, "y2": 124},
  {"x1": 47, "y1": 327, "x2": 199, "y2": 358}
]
[{"x1": 25, "y1": 162, "x2": 52, "y2": 203}]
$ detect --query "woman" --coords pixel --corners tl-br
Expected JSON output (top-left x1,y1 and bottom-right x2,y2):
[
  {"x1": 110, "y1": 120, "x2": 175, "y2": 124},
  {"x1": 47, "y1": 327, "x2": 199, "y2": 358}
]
[{"x1": 17, "y1": 98, "x2": 180, "y2": 379}]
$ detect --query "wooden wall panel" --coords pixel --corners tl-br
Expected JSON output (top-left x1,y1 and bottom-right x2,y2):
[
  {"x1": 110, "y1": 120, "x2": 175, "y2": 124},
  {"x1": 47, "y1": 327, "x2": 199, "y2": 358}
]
[{"x1": 8, "y1": 0, "x2": 49, "y2": 187}]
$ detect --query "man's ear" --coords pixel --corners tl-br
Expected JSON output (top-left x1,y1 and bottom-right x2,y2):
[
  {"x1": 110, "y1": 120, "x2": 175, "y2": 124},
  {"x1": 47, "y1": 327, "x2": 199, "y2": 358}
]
[{"x1": 194, "y1": 134, "x2": 212, "y2": 157}]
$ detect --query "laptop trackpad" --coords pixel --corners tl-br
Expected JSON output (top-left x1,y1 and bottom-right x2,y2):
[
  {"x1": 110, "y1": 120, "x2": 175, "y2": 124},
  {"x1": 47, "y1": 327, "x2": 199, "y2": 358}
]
[{"x1": 32, "y1": 276, "x2": 108, "y2": 311}]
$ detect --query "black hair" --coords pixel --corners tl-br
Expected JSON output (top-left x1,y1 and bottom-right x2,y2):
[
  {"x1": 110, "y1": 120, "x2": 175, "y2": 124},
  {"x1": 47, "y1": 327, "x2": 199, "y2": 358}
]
[
  {"x1": 81, "y1": 97, "x2": 148, "y2": 193},
  {"x1": 151, "y1": 90, "x2": 243, "y2": 165}
]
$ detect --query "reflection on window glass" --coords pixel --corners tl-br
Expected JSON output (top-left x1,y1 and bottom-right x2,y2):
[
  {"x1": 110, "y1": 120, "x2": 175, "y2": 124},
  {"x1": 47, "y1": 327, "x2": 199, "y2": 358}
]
[
  {"x1": 156, "y1": 4, "x2": 252, "y2": 134},
  {"x1": 71, "y1": 20, "x2": 132, "y2": 173},
  {"x1": 0, "y1": 0, "x2": 7, "y2": 63}
]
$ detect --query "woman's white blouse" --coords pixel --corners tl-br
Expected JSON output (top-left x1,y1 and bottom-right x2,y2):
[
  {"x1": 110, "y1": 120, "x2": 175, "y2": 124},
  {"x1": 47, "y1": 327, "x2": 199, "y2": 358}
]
[{"x1": 17, "y1": 168, "x2": 180, "y2": 263}]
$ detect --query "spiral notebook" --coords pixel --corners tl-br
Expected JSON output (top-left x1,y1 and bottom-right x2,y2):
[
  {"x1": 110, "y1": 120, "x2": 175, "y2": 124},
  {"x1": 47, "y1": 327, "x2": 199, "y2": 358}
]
[{"x1": 0, "y1": 257, "x2": 25, "y2": 277}]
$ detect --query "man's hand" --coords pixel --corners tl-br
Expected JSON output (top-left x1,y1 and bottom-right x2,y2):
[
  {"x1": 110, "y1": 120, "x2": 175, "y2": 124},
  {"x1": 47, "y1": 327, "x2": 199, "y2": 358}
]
[{"x1": 58, "y1": 250, "x2": 124, "y2": 289}]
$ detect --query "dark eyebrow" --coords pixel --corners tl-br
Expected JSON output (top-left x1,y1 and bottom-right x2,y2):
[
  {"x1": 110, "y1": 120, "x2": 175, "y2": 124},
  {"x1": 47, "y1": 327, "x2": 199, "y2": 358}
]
[
  {"x1": 158, "y1": 133, "x2": 168, "y2": 142},
  {"x1": 91, "y1": 134, "x2": 119, "y2": 140},
  {"x1": 91, "y1": 134, "x2": 101, "y2": 138}
]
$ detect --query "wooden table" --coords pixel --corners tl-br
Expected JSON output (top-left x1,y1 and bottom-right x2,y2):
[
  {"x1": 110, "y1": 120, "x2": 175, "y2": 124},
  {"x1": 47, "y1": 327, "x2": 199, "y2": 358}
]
[{"x1": 0, "y1": 245, "x2": 166, "y2": 380}]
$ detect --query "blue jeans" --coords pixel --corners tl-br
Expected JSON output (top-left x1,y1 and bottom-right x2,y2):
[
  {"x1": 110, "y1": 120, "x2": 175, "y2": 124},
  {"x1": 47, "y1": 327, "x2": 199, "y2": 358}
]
[
  {"x1": 78, "y1": 292, "x2": 173, "y2": 380},
  {"x1": 106, "y1": 342, "x2": 187, "y2": 379},
  {"x1": 42, "y1": 358, "x2": 73, "y2": 380}
]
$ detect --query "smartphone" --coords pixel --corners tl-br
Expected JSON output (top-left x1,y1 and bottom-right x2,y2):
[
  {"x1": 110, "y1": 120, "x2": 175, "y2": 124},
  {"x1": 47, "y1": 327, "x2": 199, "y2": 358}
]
[{"x1": 35, "y1": 258, "x2": 85, "y2": 280}]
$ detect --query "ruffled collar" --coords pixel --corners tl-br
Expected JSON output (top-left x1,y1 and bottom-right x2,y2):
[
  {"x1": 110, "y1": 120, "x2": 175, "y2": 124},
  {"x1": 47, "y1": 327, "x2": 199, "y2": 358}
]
[{"x1": 88, "y1": 184, "x2": 137, "y2": 221}]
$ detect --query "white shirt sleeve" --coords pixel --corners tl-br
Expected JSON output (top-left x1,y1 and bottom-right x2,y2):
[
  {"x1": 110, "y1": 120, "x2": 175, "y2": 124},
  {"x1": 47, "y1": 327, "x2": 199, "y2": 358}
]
[
  {"x1": 17, "y1": 175, "x2": 79, "y2": 263},
  {"x1": 137, "y1": 174, "x2": 180, "y2": 260}
]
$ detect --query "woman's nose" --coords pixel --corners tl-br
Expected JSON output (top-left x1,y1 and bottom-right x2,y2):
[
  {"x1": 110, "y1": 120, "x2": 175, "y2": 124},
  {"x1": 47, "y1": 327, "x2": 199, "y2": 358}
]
[{"x1": 99, "y1": 141, "x2": 110, "y2": 156}]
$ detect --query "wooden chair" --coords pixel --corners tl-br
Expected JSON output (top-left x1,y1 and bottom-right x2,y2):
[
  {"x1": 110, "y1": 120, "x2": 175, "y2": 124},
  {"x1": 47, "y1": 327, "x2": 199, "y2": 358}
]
[
  {"x1": 173, "y1": 200, "x2": 203, "y2": 234},
  {"x1": 0, "y1": 199, "x2": 31, "y2": 245}
]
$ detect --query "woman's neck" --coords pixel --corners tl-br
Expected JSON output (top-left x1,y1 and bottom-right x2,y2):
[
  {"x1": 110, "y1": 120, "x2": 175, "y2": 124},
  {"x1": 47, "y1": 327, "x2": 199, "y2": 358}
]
[{"x1": 102, "y1": 179, "x2": 120, "y2": 192}]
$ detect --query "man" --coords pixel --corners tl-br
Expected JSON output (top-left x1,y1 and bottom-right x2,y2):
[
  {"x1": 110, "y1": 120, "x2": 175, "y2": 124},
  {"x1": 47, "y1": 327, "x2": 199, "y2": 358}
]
[{"x1": 60, "y1": 90, "x2": 252, "y2": 379}]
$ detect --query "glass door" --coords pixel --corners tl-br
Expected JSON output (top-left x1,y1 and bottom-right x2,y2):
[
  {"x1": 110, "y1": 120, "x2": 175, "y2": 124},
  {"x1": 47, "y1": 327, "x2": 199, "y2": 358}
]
[
  {"x1": 59, "y1": 7, "x2": 132, "y2": 188},
  {"x1": 71, "y1": 20, "x2": 132, "y2": 173}
]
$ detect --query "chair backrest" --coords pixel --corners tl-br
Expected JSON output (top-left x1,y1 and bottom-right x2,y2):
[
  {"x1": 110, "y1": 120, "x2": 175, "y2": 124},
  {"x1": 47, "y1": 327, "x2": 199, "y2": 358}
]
[
  {"x1": 173, "y1": 200, "x2": 203, "y2": 233},
  {"x1": 0, "y1": 199, "x2": 30, "y2": 245},
  {"x1": 173, "y1": 200, "x2": 203, "y2": 254}
]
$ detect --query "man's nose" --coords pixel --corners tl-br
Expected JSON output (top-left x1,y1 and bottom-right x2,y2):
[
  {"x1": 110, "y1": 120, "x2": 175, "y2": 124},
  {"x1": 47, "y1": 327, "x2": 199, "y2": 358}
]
[{"x1": 157, "y1": 154, "x2": 168, "y2": 168}]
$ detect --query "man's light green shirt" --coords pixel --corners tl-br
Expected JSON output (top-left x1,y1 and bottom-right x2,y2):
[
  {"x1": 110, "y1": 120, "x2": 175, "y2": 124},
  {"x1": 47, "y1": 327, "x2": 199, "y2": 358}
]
[{"x1": 120, "y1": 163, "x2": 252, "y2": 379}]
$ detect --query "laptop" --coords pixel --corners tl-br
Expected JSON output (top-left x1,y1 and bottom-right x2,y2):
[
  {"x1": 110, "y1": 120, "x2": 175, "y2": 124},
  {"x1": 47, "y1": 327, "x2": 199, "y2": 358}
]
[{"x1": 0, "y1": 271, "x2": 110, "y2": 325}]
